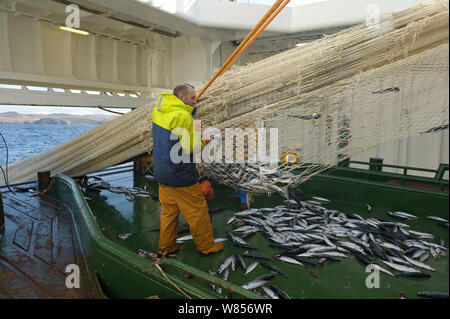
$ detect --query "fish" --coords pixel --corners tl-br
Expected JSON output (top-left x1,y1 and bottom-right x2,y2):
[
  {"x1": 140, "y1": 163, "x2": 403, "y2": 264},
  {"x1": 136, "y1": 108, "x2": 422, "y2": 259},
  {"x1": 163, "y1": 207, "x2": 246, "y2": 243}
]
[
  {"x1": 298, "y1": 251, "x2": 347, "y2": 259},
  {"x1": 380, "y1": 260, "x2": 421, "y2": 273},
  {"x1": 262, "y1": 286, "x2": 280, "y2": 299},
  {"x1": 393, "y1": 211, "x2": 418, "y2": 219},
  {"x1": 396, "y1": 272, "x2": 431, "y2": 278},
  {"x1": 403, "y1": 256, "x2": 436, "y2": 272},
  {"x1": 241, "y1": 280, "x2": 270, "y2": 290},
  {"x1": 408, "y1": 230, "x2": 435, "y2": 239},
  {"x1": 369, "y1": 264, "x2": 395, "y2": 277},
  {"x1": 244, "y1": 262, "x2": 259, "y2": 276},
  {"x1": 366, "y1": 203, "x2": 372, "y2": 212},
  {"x1": 411, "y1": 249, "x2": 427, "y2": 259},
  {"x1": 419, "y1": 252, "x2": 430, "y2": 263},
  {"x1": 260, "y1": 262, "x2": 288, "y2": 278},
  {"x1": 417, "y1": 291, "x2": 449, "y2": 299},
  {"x1": 235, "y1": 255, "x2": 247, "y2": 271},
  {"x1": 354, "y1": 253, "x2": 375, "y2": 265},
  {"x1": 117, "y1": 233, "x2": 132, "y2": 240},
  {"x1": 222, "y1": 268, "x2": 230, "y2": 281},
  {"x1": 176, "y1": 234, "x2": 193, "y2": 243},
  {"x1": 276, "y1": 256, "x2": 304, "y2": 266},
  {"x1": 387, "y1": 211, "x2": 414, "y2": 220},
  {"x1": 337, "y1": 241, "x2": 366, "y2": 255},
  {"x1": 290, "y1": 256, "x2": 317, "y2": 266},
  {"x1": 430, "y1": 247, "x2": 440, "y2": 260},
  {"x1": 233, "y1": 225, "x2": 257, "y2": 232},
  {"x1": 269, "y1": 284, "x2": 291, "y2": 299},
  {"x1": 288, "y1": 113, "x2": 321, "y2": 120},
  {"x1": 218, "y1": 255, "x2": 234, "y2": 274},
  {"x1": 253, "y1": 273, "x2": 276, "y2": 282},
  {"x1": 306, "y1": 200, "x2": 324, "y2": 206},
  {"x1": 312, "y1": 196, "x2": 331, "y2": 203},
  {"x1": 427, "y1": 216, "x2": 449, "y2": 223},
  {"x1": 242, "y1": 251, "x2": 273, "y2": 261},
  {"x1": 230, "y1": 255, "x2": 237, "y2": 271}
]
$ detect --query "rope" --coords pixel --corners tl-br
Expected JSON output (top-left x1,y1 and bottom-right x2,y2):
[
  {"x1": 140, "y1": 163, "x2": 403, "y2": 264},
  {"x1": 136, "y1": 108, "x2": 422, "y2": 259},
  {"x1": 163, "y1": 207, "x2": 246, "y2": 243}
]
[
  {"x1": 196, "y1": 0, "x2": 290, "y2": 101},
  {"x1": 154, "y1": 253, "x2": 192, "y2": 299},
  {"x1": 0, "y1": 132, "x2": 15, "y2": 194}
]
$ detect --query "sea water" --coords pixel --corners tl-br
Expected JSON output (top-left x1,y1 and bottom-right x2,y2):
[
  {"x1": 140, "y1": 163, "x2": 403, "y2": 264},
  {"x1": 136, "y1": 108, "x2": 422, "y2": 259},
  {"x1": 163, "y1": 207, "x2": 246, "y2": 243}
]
[{"x1": 0, "y1": 124, "x2": 96, "y2": 164}]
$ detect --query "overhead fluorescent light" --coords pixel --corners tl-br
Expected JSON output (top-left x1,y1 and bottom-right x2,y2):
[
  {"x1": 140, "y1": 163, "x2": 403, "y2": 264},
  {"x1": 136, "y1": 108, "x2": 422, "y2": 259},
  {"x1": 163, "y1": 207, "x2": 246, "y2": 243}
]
[{"x1": 59, "y1": 26, "x2": 90, "y2": 36}]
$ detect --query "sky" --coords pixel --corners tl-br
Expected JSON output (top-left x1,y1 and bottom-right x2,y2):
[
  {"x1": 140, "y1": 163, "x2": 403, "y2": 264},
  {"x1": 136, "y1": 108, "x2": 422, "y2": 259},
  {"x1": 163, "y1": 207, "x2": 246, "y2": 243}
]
[{"x1": 0, "y1": 105, "x2": 131, "y2": 115}]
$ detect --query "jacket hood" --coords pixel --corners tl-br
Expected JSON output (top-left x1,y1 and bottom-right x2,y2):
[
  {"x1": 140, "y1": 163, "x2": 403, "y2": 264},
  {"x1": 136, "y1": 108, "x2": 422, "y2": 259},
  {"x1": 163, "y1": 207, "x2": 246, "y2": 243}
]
[{"x1": 157, "y1": 92, "x2": 196, "y2": 115}]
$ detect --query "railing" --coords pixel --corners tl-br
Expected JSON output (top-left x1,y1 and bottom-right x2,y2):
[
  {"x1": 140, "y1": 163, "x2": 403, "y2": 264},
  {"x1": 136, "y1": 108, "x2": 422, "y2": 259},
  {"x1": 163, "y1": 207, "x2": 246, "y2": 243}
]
[{"x1": 334, "y1": 159, "x2": 449, "y2": 192}]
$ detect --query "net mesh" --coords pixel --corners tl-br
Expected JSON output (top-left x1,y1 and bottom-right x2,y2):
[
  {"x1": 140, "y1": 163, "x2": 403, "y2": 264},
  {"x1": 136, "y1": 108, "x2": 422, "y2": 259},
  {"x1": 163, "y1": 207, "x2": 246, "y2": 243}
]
[{"x1": 2, "y1": 1, "x2": 449, "y2": 192}]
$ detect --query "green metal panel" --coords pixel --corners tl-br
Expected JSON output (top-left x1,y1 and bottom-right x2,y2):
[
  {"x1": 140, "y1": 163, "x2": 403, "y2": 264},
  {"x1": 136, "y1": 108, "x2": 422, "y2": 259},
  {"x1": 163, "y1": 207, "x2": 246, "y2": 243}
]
[
  {"x1": 47, "y1": 174, "x2": 259, "y2": 299},
  {"x1": 47, "y1": 161, "x2": 449, "y2": 299}
]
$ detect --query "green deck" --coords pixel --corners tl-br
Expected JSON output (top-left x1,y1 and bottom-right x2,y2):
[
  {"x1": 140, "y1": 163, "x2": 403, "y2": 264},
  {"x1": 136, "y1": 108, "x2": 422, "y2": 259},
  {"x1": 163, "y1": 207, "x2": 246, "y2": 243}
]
[
  {"x1": 0, "y1": 188, "x2": 104, "y2": 298},
  {"x1": 73, "y1": 164, "x2": 448, "y2": 299},
  {"x1": 1, "y1": 160, "x2": 448, "y2": 299}
]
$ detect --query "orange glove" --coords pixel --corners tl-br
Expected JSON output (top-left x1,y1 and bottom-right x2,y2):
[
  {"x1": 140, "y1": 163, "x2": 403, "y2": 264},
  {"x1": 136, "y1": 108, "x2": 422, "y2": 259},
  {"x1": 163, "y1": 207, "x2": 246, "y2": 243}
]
[
  {"x1": 203, "y1": 138, "x2": 210, "y2": 145},
  {"x1": 200, "y1": 179, "x2": 214, "y2": 202}
]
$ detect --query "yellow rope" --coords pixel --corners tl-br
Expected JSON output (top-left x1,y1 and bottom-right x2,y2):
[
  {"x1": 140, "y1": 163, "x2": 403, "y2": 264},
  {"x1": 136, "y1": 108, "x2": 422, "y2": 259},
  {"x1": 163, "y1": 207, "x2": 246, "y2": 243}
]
[{"x1": 154, "y1": 254, "x2": 192, "y2": 299}]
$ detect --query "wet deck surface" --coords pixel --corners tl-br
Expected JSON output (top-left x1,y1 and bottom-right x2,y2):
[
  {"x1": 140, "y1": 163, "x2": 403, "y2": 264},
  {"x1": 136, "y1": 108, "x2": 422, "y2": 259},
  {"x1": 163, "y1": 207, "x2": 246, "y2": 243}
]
[
  {"x1": 0, "y1": 190, "x2": 98, "y2": 299},
  {"x1": 84, "y1": 170, "x2": 449, "y2": 299}
]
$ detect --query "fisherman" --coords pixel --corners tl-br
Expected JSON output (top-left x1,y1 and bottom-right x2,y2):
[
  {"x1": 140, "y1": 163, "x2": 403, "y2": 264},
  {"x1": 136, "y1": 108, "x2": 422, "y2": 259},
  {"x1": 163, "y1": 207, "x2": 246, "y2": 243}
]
[{"x1": 151, "y1": 83, "x2": 224, "y2": 257}]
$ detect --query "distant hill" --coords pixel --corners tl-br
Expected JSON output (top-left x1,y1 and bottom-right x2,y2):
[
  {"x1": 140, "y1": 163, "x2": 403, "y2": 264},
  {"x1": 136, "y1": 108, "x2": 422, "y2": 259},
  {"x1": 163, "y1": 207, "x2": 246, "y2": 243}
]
[{"x1": 0, "y1": 111, "x2": 118, "y2": 125}]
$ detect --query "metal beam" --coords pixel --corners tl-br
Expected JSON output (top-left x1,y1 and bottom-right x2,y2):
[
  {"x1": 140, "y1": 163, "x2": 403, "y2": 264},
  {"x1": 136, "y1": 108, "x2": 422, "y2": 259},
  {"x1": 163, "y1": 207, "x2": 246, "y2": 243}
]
[{"x1": 0, "y1": 85, "x2": 168, "y2": 108}]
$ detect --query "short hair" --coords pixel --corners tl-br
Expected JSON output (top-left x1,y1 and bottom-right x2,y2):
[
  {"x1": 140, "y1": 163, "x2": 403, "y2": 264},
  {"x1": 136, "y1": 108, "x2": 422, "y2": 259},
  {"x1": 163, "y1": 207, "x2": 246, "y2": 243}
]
[{"x1": 173, "y1": 83, "x2": 194, "y2": 98}]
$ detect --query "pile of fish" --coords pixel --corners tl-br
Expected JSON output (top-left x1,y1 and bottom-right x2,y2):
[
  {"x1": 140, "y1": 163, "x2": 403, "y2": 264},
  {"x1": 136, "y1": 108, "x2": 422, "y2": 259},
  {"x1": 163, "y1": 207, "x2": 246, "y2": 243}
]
[
  {"x1": 202, "y1": 162, "x2": 296, "y2": 197},
  {"x1": 208, "y1": 196, "x2": 448, "y2": 299},
  {"x1": 79, "y1": 175, "x2": 158, "y2": 201}
]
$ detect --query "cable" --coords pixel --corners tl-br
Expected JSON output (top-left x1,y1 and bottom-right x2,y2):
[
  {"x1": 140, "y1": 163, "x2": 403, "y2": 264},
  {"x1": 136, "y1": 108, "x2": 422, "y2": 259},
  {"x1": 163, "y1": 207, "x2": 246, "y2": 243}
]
[
  {"x1": 0, "y1": 132, "x2": 15, "y2": 193},
  {"x1": 97, "y1": 107, "x2": 126, "y2": 115}
]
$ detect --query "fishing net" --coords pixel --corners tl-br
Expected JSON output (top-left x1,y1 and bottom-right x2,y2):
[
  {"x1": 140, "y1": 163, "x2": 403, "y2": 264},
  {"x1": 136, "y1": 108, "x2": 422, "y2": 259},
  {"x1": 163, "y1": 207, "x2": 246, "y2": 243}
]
[
  {"x1": 195, "y1": 1, "x2": 449, "y2": 195},
  {"x1": 2, "y1": 1, "x2": 449, "y2": 191}
]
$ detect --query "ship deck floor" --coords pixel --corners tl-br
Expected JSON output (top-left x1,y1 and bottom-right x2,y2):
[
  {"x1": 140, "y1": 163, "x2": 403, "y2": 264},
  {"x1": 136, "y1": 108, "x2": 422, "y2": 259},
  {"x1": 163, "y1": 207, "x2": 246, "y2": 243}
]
[
  {"x1": 83, "y1": 169, "x2": 449, "y2": 299},
  {"x1": 0, "y1": 189, "x2": 101, "y2": 299}
]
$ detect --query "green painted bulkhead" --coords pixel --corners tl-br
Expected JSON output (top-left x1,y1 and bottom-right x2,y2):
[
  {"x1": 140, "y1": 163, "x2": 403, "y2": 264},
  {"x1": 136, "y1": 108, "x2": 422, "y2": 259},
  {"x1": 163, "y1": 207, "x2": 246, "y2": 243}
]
[{"x1": 46, "y1": 161, "x2": 449, "y2": 299}]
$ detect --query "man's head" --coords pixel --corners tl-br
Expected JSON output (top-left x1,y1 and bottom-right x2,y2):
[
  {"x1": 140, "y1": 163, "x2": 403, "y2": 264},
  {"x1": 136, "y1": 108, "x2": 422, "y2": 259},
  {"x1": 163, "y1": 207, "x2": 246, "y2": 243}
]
[{"x1": 173, "y1": 83, "x2": 196, "y2": 106}]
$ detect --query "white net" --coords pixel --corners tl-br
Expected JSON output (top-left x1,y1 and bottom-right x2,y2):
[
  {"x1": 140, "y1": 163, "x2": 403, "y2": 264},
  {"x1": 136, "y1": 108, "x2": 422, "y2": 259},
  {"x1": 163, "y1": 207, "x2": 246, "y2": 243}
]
[
  {"x1": 199, "y1": 43, "x2": 449, "y2": 196},
  {"x1": 196, "y1": 1, "x2": 449, "y2": 195}
]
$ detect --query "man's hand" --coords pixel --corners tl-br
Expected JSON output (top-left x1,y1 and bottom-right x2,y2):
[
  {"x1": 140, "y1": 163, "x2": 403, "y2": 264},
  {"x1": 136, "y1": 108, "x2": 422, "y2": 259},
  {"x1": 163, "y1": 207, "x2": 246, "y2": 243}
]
[{"x1": 200, "y1": 179, "x2": 214, "y2": 202}]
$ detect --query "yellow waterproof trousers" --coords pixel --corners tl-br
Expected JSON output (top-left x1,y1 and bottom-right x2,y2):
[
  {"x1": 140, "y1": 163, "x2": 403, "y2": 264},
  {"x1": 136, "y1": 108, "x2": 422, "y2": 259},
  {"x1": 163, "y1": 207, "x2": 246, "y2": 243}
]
[{"x1": 158, "y1": 183, "x2": 224, "y2": 255}]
